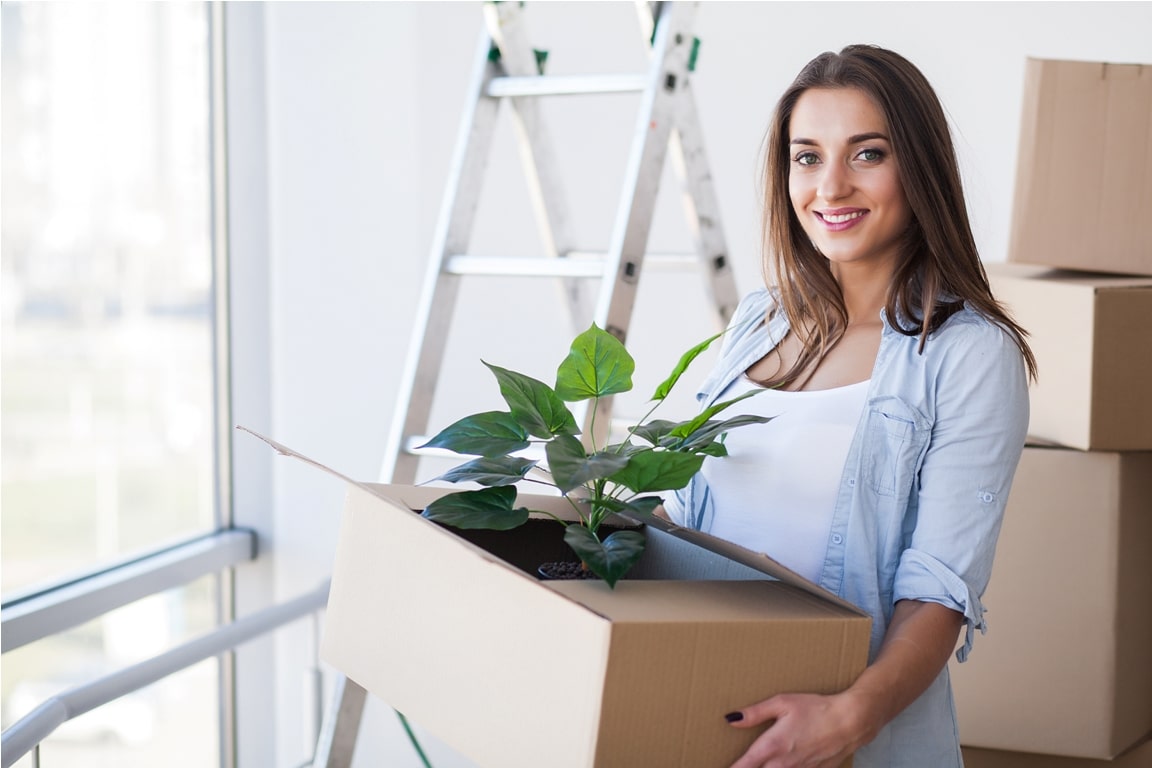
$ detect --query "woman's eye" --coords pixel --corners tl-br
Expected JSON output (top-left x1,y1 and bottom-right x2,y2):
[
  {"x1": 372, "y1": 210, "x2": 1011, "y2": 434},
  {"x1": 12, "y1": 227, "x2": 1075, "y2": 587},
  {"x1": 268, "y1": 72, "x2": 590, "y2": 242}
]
[
  {"x1": 857, "y1": 148, "x2": 885, "y2": 162},
  {"x1": 794, "y1": 152, "x2": 819, "y2": 166}
]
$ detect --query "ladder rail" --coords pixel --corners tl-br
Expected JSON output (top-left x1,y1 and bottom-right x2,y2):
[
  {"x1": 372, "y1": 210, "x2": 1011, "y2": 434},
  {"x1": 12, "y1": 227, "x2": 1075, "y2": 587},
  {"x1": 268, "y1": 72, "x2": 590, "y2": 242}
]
[
  {"x1": 484, "y1": 2, "x2": 593, "y2": 331},
  {"x1": 586, "y1": 0, "x2": 699, "y2": 444},
  {"x1": 634, "y1": 0, "x2": 737, "y2": 327},
  {"x1": 670, "y1": 92, "x2": 740, "y2": 326},
  {"x1": 380, "y1": 27, "x2": 503, "y2": 484}
]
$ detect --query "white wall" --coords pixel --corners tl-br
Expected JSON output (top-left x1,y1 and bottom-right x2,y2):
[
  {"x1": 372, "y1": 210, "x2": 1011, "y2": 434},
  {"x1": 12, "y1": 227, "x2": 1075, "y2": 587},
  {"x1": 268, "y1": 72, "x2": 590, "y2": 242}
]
[{"x1": 226, "y1": 3, "x2": 1152, "y2": 765}]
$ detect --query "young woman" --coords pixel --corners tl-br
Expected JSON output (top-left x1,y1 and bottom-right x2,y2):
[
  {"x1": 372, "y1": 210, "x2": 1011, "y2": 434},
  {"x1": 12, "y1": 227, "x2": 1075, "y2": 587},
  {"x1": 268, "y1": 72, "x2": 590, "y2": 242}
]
[{"x1": 662, "y1": 45, "x2": 1036, "y2": 767}]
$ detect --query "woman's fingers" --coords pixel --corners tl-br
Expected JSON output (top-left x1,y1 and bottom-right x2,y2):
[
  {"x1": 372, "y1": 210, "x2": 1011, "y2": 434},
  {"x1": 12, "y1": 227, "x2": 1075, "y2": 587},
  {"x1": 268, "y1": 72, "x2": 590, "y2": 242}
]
[
  {"x1": 725, "y1": 695, "x2": 786, "y2": 728},
  {"x1": 724, "y1": 693, "x2": 859, "y2": 768}
]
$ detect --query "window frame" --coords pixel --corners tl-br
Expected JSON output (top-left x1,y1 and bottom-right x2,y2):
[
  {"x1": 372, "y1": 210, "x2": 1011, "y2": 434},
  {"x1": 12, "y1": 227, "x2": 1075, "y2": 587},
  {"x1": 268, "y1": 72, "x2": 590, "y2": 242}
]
[{"x1": 0, "y1": 1, "x2": 246, "y2": 763}]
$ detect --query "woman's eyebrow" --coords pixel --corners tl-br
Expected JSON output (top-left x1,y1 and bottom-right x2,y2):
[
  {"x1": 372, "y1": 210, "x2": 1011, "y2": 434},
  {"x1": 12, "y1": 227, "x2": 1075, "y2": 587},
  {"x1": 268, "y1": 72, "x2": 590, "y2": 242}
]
[
  {"x1": 848, "y1": 131, "x2": 890, "y2": 144},
  {"x1": 789, "y1": 132, "x2": 890, "y2": 146}
]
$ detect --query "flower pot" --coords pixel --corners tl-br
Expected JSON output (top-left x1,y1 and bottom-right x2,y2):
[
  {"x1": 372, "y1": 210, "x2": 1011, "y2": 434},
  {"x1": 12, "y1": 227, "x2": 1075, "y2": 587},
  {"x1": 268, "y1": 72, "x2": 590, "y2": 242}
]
[{"x1": 537, "y1": 561, "x2": 602, "y2": 581}]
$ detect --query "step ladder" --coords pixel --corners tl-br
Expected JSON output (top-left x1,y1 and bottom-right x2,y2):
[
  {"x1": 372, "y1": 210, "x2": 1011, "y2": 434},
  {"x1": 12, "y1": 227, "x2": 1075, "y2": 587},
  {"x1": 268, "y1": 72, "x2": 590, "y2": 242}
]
[
  {"x1": 314, "y1": 2, "x2": 737, "y2": 765},
  {"x1": 379, "y1": 0, "x2": 739, "y2": 486}
]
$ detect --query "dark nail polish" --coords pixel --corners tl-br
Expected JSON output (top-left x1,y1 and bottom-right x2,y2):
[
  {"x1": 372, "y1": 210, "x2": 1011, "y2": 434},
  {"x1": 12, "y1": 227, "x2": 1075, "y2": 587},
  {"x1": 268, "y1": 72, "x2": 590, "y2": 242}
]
[{"x1": 724, "y1": 711, "x2": 744, "y2": 723}]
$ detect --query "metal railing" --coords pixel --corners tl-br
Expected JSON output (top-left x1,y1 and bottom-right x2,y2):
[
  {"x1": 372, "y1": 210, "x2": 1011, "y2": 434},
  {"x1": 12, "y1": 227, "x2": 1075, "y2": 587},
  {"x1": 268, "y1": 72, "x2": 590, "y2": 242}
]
[
  {"x1": 1, "y1": 530, "x2": 258, "y2": 654},
  {"x1": 1, "y1": 581, "x2": 330, "y2": 768}
]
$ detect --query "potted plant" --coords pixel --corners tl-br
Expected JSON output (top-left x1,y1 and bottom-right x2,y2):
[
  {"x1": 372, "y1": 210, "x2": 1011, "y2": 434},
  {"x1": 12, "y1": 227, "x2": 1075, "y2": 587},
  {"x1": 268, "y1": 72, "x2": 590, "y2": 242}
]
[{"x1": 418, "y1": 323, "x2": 771, "y2": 587}]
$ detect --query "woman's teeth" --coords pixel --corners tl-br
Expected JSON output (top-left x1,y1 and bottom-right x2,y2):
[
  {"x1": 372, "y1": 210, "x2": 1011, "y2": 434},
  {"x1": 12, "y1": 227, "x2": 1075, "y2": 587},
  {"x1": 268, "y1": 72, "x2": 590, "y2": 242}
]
[{"x1": 822, "y1": 211, "x2": 865, "y2": 224}]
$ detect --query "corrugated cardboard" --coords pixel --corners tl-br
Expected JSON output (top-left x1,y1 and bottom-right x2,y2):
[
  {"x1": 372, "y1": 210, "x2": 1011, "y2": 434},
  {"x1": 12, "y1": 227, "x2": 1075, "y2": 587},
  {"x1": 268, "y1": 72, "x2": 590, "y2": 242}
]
[
  {"x1": 987, "y1": 263, "x2": 1152, "y2": 451},
  {"x1": 1007, "y1": 57, "x2": 1152, "y2": 276},
  {"x1": 950, "y1": 445, "x2": 1152, "y2": 759},
  {"x1": 963, "y1": 736, "x2": 1152, "y2": 768},
  {"x1": 244, "y1": 429, "x2": 871, "y2": 768}
]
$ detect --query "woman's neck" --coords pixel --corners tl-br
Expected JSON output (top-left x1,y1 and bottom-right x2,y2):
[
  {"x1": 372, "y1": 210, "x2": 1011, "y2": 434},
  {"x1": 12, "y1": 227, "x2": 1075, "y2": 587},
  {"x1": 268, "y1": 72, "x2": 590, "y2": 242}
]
[{"x1": 831, "y1": 262, "x2": 892, "y2": 326}]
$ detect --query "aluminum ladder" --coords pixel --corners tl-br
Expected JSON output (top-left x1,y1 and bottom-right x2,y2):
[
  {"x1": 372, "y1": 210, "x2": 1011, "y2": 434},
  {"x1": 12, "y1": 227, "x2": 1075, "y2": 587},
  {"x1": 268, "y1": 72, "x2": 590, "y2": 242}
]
[
  {"x1": 379, "y1": 0, "x2": 739, "y2": 486},
  {"x1": 314, "y1": 2, "x2": 737, "y2": 765}
]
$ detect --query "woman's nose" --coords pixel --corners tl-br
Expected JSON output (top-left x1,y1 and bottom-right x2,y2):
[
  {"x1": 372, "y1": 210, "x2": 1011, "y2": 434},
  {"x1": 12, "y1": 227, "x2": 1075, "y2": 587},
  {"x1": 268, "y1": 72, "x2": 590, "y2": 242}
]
[{"x1": 816, "y1": 162, "x2": 851, "y2": 201}]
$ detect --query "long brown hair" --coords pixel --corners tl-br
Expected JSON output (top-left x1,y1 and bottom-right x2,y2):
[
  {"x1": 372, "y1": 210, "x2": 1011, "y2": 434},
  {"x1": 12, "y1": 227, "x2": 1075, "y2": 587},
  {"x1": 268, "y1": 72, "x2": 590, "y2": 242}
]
[{"x1": 759, "y1": 44, "x2": 1036, "y2": 388}]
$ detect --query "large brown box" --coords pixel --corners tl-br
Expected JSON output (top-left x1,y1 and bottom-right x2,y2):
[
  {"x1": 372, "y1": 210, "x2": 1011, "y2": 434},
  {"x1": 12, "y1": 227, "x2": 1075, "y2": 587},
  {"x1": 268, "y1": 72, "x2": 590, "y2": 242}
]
[
  {"x1": 963, "y1": 736, "x2": 1152, "y2": 768},
  {"x1": 987, "y1": 263, "x2": 1152, "y2": 451},
  {"x1": 248, "y1": 431, "x2": 871, "y2": 768},
  {"x1": 1007, "y1": 57, "x2": 1152, "y2": 276},
  {"x1": 950, "y1": 446, "x2": 1152, "y2": 759}
]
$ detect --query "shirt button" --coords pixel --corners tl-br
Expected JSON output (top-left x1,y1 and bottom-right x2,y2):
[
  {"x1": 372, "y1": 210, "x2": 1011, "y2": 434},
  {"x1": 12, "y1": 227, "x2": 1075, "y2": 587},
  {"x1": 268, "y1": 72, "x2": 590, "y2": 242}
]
[
  {"x1": 831, "y1": 533, "x2": 843, "y2": 545},
  {"x1": 847, "y1": 478, "x2": 856, "y2": 487}
]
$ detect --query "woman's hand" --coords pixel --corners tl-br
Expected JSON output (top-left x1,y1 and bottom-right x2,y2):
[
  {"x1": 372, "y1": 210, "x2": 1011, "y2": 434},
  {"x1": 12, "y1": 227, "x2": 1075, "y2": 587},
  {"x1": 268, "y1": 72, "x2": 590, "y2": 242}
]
[
  {"x1": 725, "y1": 600, "x2": 964, "y2": 768},
  {"x1": 724, "y1": 688, "x2": 876, "y2": 768}
]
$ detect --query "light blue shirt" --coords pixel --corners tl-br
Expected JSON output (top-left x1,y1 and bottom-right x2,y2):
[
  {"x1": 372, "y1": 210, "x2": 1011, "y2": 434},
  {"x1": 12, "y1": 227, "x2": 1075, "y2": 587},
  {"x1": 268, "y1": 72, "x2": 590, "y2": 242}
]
[{"x1": 664, "y1": 287, "x2": 1030, "y2": 767}]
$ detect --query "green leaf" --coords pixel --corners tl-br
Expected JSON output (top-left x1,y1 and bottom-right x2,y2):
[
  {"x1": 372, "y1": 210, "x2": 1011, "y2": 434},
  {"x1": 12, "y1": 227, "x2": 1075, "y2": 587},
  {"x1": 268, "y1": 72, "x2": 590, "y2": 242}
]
[
  {"x1": 545, "y1": 434, "x2": 630, "y2": 494},
  {"x1": 603, "y1": 441, "x2": 647, "y2": 457},
  {"x1": 651, "y1": 331, "x2": 723, "y2": 401},
  {"x1": 484, "y1": 362, "x2": 579, "y2": 438},
  {"x1": 695, "y1": 442, "x2": 729, "y2": 457},
  {"x1": 628, "y1": 419, "x2": 680, "y2": 447},
  {"x1": 617, "y1": 496, "x2": 664, "y2": 519},
  {"x1": 432, "y1": 456, "x2": 538, "y2": 487},
  {"x1": 555, "y1": 324, "x2": 634, "y2": 402},
  {"x1": 422, "y1": 487, "x2": 530, "y2": 530},
  {"x1": 570, "y1": 494, "x2": 663, "y2": 528},
  {"x1": 609, "y1": 450, "x2": 705, "y2": 493},
  {"x1": 669, "y1": 389, "x2": 764, "y2": 439},
  {"x1": 677, "y1": 413, "x2": 774, "y2": 452},
  {"x1": 418, "y1": 411, "x2": 530, "y2": 457},
  {"x1": 563, "y1": 527, "x2": 646, "y2": 588}
]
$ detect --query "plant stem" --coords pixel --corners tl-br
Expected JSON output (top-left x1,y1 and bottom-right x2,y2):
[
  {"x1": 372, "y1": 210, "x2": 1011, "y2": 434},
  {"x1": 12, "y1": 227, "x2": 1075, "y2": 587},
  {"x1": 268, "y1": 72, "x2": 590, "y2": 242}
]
[
  {"x1": 614, "y1": 397, "x2": 667, "y2": 453},
  {"x1": 563, "y1": 494, "x2": 590, "y2": 527},
  {"x1": 588, "y1": 397, "x2": 600, "y2": 453}
]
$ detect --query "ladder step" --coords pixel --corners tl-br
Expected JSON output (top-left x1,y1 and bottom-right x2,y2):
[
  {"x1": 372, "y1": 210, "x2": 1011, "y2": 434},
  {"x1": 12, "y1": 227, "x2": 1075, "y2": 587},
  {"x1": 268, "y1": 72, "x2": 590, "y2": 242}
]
[
  {"x1": 405, "y1": 416, "x2": 641, "y2": 462},
  {"x1": 445, "y1": 252, "x2": 700, "y2": 278},
  {"x1": 487, "y1": 74, "x2": 648, "y2": 98},
  {"x1": 445, "y1": 255, "x2": 604, "y2": 278}
]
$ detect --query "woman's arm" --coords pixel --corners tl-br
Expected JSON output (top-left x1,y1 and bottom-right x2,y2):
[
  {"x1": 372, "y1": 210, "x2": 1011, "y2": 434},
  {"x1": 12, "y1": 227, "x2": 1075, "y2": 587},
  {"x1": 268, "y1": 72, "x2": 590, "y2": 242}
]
[{"x1": 726, "y1": 599, "x2": 963, "y2": 768}]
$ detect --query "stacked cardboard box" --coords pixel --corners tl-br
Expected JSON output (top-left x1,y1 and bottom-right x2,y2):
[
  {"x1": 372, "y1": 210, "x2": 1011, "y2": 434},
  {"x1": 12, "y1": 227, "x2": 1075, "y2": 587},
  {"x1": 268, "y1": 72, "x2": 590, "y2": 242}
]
[{"x1": 951, "y1": 57, "x2": 1152, "y2": 766}]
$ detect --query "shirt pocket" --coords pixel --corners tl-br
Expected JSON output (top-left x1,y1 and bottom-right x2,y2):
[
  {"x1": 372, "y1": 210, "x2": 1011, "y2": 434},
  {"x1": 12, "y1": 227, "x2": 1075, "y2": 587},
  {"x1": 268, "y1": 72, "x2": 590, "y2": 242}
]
[{"x1": 862, "y1": 396, "x2": 930, "y2": 498}]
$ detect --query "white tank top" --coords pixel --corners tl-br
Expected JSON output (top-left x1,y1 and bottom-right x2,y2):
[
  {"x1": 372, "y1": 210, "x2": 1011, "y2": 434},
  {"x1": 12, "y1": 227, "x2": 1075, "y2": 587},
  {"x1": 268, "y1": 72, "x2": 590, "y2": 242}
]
[{"x1": 700, "y1": 376, "x2": 870, "y2": 583}]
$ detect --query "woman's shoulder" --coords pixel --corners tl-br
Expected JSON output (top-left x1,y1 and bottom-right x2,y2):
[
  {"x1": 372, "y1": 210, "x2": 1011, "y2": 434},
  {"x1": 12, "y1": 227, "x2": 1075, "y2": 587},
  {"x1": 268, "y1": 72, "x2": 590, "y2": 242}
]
[
  {"x1": 731, "y1": 286, "x2": 777, "y2": 321},
  {"x1": 934, "y1": 304, "x2": 1017, "y2": 344},
  {"x1": 923, "y1": 304, "x2": 1027, "y2": 370}
]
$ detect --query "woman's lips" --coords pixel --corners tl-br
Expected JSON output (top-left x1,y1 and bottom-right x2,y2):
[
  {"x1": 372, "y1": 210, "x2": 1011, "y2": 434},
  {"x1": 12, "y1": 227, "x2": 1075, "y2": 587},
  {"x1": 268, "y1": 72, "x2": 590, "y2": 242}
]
[{"x1": 816, "y1": 208, "x2": 868, "y2": 232}]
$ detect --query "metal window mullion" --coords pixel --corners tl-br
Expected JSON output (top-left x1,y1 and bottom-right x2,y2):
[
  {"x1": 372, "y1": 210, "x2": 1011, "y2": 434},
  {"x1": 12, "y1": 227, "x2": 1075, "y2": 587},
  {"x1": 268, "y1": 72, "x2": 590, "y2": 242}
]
[{"x1": 207, "y1": 2, "x2": 238, "y2": 767}]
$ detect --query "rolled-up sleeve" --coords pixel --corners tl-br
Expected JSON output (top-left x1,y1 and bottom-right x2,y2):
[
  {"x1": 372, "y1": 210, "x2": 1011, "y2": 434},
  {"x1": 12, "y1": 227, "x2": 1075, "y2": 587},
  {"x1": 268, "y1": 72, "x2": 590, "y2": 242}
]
[{"x1": 891, "y1": 320, "x2": 1030, "y2": 661}]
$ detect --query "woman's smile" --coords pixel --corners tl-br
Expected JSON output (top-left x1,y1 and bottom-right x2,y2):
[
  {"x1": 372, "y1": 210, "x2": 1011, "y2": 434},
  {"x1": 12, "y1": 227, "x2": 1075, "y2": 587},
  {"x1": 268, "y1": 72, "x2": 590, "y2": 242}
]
[{"x1": 816, "y1": 207, "x2": 869, "y2": 229}]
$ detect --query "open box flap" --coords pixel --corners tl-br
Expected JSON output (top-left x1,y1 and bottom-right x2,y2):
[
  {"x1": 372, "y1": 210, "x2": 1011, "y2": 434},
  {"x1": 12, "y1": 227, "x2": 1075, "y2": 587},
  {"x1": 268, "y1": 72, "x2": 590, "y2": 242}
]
[
  {"x1": 237, "y1": 426, "x2": 409, "y2": 505},
  {"x1": 628, "y1": 512, "x2": 865, "y2": 614}
]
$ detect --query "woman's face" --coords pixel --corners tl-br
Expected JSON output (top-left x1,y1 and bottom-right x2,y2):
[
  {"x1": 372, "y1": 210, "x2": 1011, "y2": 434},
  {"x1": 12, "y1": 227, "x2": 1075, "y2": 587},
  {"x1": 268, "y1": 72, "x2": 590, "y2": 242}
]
[{"x1": 787, "y1": 87, "x2": 912, "y2": 273}]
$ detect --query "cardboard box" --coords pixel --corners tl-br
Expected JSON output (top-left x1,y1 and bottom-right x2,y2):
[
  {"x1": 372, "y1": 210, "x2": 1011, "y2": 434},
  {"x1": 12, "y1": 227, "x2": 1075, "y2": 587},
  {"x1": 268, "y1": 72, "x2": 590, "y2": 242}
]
[
  {"x1": 950, "y1": 445, "x2": 1152, "y2": 759},
  {"x1": 247, "y1": 430, "x2": 871, "y2": 768},
  {"x1": 1008, "y1": 57, "x2": 1152, "y2": 276},
  {"x1": 987, "y1": 263, "x2": 1152, "y2": 451},
  {"x1": 963, "y1": 738, "x2": 1152, "y2": 768},
  {"x1": 963, "y1": 736, "x2": 1152, "y2": 768}
]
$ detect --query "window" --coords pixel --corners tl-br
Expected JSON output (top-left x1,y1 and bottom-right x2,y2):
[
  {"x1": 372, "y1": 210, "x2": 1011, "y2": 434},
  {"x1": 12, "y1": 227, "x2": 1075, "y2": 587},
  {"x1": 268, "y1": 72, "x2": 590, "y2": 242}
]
[
  {"x1": 1, "y1": 1, "x2": 216, "y2": 596},
  {"x1": 1, "y1": 1, "x2": 225, "y2": 762}
]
